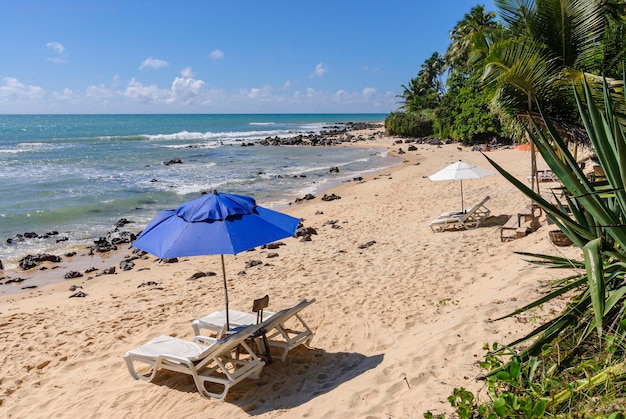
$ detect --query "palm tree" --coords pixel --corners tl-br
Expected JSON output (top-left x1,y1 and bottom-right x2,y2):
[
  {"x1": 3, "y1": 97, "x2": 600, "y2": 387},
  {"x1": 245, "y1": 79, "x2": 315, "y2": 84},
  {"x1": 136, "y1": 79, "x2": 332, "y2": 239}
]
[
  {"x1": 486, "y1": 0, "x2": 607, "y2": 108},
  {"x1": 445, "y1": 5, "x2": 500, "y2": 72},
  {"x1": 481, "y1": 0, "x2": 612, "y2": 190}
]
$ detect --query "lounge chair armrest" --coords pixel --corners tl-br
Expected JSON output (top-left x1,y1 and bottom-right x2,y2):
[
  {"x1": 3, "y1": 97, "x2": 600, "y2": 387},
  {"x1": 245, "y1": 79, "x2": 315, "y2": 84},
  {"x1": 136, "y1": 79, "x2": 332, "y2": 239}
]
[
  {"x1": 193, "y1": 335, "x2": 219, "y2": 345},
  {"x1": 156, "y1": 353, "x2": 195, "y2": 366}
]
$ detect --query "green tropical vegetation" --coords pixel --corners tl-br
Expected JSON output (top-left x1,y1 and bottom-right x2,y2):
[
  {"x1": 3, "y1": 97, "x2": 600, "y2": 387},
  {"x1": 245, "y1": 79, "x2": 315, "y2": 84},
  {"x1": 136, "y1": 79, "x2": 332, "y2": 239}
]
[
  {"x1": 387, "y1": 0, "x2": 626, "y2": 144},
  {"x1": 386, "y1": 0, "x2": 626, "y2": 416}
]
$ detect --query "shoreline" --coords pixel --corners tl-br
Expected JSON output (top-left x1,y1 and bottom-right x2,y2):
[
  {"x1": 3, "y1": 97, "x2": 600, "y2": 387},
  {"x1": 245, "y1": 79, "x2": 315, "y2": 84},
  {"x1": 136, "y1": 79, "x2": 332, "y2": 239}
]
[
  {"x1": 0, "y1": 123, "x2": 397, "y2": 296},
  {"x1": 0, "y1": 128, "x2": 583, "y2": 417}
]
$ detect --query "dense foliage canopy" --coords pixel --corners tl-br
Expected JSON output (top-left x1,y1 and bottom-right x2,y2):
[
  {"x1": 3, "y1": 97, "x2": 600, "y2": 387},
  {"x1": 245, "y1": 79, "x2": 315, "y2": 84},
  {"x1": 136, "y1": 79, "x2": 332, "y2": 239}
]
[{"x1": 388, "y1": 0, "x2": 626, "y2": 145}]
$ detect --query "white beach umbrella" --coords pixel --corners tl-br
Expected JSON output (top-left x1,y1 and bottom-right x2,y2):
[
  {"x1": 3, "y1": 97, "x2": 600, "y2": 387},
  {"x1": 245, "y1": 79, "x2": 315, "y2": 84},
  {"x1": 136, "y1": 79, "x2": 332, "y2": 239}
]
[{"x1": 428, "y1": 160, "x2": 494, "y2": 210}]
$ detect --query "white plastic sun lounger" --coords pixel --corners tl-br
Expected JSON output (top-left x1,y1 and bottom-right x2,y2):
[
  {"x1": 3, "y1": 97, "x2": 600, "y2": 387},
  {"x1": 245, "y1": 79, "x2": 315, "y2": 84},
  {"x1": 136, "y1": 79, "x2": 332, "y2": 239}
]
[
  {"x1": 192, "y1": 298, "x2": 316, "y2": 362},
  {"x1": 124, "y1": 321, "x2": 270, "y2": 400},
  {"x1": 429, "y1": 196, "x2": 491, "y2": 232}
]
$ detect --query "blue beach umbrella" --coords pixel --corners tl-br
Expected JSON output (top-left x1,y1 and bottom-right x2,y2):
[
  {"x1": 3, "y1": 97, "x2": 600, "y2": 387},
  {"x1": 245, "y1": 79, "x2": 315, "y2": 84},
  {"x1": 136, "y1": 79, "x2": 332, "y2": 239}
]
[{"x1": 133, "y1": 190, "x2": 300, "y2": 330}]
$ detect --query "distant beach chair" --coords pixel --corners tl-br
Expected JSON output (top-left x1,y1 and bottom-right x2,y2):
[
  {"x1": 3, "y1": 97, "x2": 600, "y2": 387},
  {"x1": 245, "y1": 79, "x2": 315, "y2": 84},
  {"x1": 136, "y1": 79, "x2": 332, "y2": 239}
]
[
  {"x1": 527, "y1": 169, "x2": 559, "y2": 183},
  {"x1": 192, "y1": 298, "x2": 316, "y2": 362},
  {"x1": 123, "y1": 321, "x2": 272, "y2": 400},
  {"x1": 429, "y1": 196, "x2": 491, "y2": 232}
]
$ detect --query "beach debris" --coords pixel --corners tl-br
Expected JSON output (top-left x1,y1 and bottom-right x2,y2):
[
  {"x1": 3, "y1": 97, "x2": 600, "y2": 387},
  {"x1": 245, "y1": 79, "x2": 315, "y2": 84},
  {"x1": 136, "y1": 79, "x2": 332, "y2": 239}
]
[
  {"x1": 358, "y1": 240, "x2": 376, "y2": 249},
  {"x1": 138, "y1": 281, "x2": 158, "y2": 288},
  {"x1": 64, "y1": 251, "x2": 77, "y2": 257},
  {"x1": 69, "y1": 291, "x2": 87, "y2": 298},
  {"x1": 267, "y1": 253, "x2": 279, "y2": 258},
  {"x1": 101, "y1": 267, "x2": 116, "y2": 275},
  {"x1": 245, "y1": 260, "x2": 263, "y2": 269},
  {"x1": 19, "y1": 254, "x2": 62, "y2": 270},
  {"x1": 162, "y1": 257, "x2": 178, "y2": 263},
  {"x1": 408, "y1": 145, "x2": 417, "y2": 151},
  {"x1": 321, "y1": 193, "x2": 341, "y2": 201},
  {"x1": 85, "y1": 267, "x2": 98, "y2": 273},
  {"x1": 21, "y1": 285, "x2": 37, "y2": 289},
  {"x1": 237, "y1": 270, "x2": 247, "y2": 275},
  {"x1": 300, "y1": 235, "x2": 312, "y2": 242},
  {"x1": 163, "y1": 158, "x2": 183, "y2": 165},
  {"x1": 64, "y1": 271, "x2": 83, "y2": 279},
  {"x1": 69, "y1": 285, "x2": 83, "y2": 292},
  {"x1": 0, "y1": 259, "x2": 3, "y2": 270},
  {"x1": 119, "y1": 260, "x2": 135, "y2": 271},
  {"x1": 315, "y1": 210, "x2": 324, "y2": 215}
]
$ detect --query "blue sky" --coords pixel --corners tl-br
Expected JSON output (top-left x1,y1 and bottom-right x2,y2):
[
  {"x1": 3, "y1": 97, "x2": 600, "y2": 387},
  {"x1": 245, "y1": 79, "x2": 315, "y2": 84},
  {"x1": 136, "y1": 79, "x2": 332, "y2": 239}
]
[{"x1": 0, "y1": 1, "x2": 495, "y2": 114}]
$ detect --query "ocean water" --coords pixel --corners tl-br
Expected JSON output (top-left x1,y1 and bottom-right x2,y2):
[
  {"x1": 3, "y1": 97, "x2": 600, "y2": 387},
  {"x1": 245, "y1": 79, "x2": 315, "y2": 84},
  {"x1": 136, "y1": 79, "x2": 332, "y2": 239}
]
[{"x1": 0, "y1": 114, "x2": 394, "y2": 266}]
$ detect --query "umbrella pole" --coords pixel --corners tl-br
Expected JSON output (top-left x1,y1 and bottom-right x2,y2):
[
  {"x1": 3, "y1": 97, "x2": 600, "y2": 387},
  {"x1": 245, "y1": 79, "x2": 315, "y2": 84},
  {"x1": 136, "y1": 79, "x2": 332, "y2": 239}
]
[
  {"x1": 460, "y1": 180, "x2": 464, "y2": 211},
  {"x1": 221, "y1": 254, "x2": 229, "y2": 331}
]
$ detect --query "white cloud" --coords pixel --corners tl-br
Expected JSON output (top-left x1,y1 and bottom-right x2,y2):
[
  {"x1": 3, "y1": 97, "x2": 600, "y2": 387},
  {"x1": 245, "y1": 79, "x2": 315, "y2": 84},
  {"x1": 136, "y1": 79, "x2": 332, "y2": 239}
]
[
  {"x1": 123, "y1": 78, "x2": 169, "y2": 103},
  {"x1": 181, "y1": 67, "x2": 194, "y2": 78},
  {"x1": 139, "y1": 57, "x2": 169, "y2": 70},
  {"x1": 0, "y1": 77, "x2": 45, "y2": 100},
  {"x1": 169, "y1": 77, "x2": 206, "y2": 105},
  {"x1": 247, "y1": 85, "x2": 271, "y2": 99},
  {"x1": 47, "y1": 41, "x2": 65, "y2": 55},
  {"x1": 85, "y1": 84, "x2": 114, "y2": 98},
  {"x1": 362, "y1": 87, "x2": 376, "y2": 95},
  {"x1": 283, "y1": 81, "x2": 292, "y2": 90},
  {"x1": 46, "y1": 41, "x2": 67, "y2": 63},
  {"x1": 210, "y1": 49, "x2": 224, "y2": 60},
  {"x1": 362, "y1": 65, "x2": 379, "y2": 72},
  {"x1": 54, "y1": 88, "x2": 76, "y2": 100},
  {"x1": 310, "y1": 63, "x2": 328, "y2": 78}
]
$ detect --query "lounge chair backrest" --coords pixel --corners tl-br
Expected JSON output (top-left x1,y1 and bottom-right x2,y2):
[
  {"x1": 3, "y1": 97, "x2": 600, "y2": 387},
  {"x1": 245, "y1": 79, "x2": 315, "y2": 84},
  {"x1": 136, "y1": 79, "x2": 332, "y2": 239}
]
[
  {"x1": 467, "y1": 195, "x2": 489, "y2": 214},
  {"x1": 252, "y1": 294, "x2": 269, "y2": 323}
]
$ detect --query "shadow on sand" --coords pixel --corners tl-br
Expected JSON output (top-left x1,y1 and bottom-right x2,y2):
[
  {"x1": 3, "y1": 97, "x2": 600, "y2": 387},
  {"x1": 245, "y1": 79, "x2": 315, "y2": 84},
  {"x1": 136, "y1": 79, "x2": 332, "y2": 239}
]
[{"x1": 146, "y1": 346, "x2": 384, "y2": 415}]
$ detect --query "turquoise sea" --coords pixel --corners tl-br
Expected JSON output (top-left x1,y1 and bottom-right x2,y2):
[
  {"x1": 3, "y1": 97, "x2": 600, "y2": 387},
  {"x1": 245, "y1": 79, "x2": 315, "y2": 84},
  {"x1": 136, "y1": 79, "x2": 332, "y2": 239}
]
[{"x1": 0, "y1": 114, "x2": 394, "y2": 266}]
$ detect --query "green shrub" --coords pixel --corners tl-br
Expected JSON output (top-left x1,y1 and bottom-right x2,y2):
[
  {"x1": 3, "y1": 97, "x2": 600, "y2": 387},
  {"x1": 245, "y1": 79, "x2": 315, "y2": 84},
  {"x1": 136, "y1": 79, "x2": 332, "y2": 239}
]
[{"x1": 384, "y1": 111, "x2": 434, "y2": 137}]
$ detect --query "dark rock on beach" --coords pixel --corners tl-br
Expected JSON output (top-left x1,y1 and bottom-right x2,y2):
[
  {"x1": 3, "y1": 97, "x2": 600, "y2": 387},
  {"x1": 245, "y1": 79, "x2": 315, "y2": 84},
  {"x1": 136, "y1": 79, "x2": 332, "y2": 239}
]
[
  {"x1": 358, "y1": 240, "x2": 377, "y2": 249},
  {"x1": 19, "y1": 254, "x2": 62, "y2": 270},
  {"x1": 91, "y1": 237, "x2": 118, "y2": 253},
  {"x1": 119, "y1": 260, "x2": 135, "y2": 271},
  {"x1": 102, "y1": 267, "x2": 116, "y2": 275},
  {"x1": 245, "y1": 260, "x2": 263, "y2": 269},
  {"x1": 115, "y1": 218, "x2": 133, "y2": 228},
  {"x1": 321, "y1": 193, "x2": 341, "y2": 201},
  {"x1": 295, "y1": 193, "x2": 315, "y2": 203},
  {"x1": 5, "y1": 277, "x2": 27, "y2": 284},
  {"x1": 64, "y1": 271, "x2": 83, "y2": 279}
]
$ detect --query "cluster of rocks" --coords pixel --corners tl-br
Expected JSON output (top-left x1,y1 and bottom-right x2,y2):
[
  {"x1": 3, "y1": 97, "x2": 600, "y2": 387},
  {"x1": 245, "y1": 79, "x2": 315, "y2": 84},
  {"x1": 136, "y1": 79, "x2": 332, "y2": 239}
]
[
  {"x1": 6, "y1": 230, "x2": 68, "y2": 244},
  {"x1": 258, "y1": 122, "x2": 383, "y2": 147}
]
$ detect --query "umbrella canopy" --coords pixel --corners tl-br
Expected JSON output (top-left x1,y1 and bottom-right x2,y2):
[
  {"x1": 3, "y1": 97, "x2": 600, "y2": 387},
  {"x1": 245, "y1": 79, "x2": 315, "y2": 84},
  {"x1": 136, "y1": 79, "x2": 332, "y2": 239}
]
[
  {"x1": 132, "y1": 191, "x2": 301, "y2": 329},
  {"x1": 428, "y1": 160, "x2": 494, "y2": 210}
]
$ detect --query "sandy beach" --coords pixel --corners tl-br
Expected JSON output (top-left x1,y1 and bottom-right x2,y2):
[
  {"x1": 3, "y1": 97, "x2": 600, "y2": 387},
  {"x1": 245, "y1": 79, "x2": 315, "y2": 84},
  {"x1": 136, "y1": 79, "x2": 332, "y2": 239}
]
[{"x1": 0, "y1": 129, "x2": 583, "y2": 418}]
